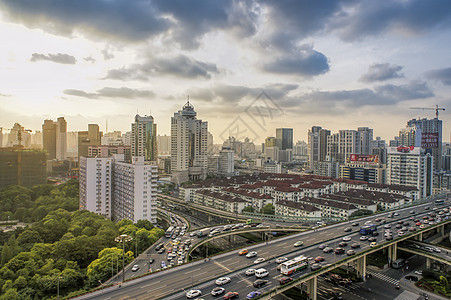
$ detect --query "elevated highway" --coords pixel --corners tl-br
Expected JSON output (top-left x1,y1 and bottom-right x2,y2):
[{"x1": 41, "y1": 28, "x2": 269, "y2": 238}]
[{"x1": 75, "y1": 199, "x2": 450, "y2": 300}]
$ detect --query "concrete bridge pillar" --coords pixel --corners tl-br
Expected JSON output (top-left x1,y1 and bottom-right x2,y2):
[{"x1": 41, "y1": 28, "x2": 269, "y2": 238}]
[
  {"x1": 355, "y1": 255, "x2": 367, "y2": 281},
  {"x1": 438, "y1": 225, "x2": 445, "y2": 237},
  {"x1": 305, "y1": 276, "x2": 317, "y2": 300},
  {"x1": 387, "y1": 243, "x2": 397, "y2": 263},
  {"x1": 426, "y1": 257, "x2": 431, "y2": 269}
]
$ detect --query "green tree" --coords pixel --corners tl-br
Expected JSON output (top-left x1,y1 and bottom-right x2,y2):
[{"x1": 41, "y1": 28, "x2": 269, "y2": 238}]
[
  {"x1": 351, "y1": 209, "x2": 373, "y2": 217},
  {"x1": 0, "y1": 244, "x2": 13, "y2": 266},
  {"x1": 261, "y1": 203, "x2": 275, "y2": 215},
  {"x1": 86, "y1": 247, "x2": 133, "y2": 283},
  {"x1": 12, "y1": 276, "x2": 26, "y2": 290},
  {"x1": 136, "y1": 219, "x2": 153, "y2": 231},
  {"x1": 242, "y1": 206, "x2": 254, "y2": 213}
]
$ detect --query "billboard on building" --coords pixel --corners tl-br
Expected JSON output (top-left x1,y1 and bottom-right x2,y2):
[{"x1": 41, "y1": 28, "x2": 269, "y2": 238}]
[
  {"x1": 421, "y1": 133, "x2": 439, "y2": 148},
  {"x1": 387, "y1": 146, "x2": 421, "y2": 155},
  {"x1": 349, "y1": 154, "x2": 379, "y2": 163}
]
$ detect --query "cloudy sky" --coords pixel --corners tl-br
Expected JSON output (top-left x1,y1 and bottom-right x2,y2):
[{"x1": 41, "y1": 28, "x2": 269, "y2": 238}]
[{"x1": 0, "y1": 0, "x2": 450, "y2": 143}]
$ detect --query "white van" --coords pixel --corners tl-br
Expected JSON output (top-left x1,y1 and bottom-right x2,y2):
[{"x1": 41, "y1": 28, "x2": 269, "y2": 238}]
[
  {"x1": 255, "y1": 268, "x2": 269, "y2": 278},
  {"x1": 392, "y1": 258, "x2": 405, "y2": 269}
]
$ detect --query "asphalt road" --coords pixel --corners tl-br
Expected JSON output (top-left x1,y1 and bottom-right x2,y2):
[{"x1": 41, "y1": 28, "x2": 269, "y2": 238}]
[{"x1": 78, "y1": 200, "x2": 450, "y2": 300}]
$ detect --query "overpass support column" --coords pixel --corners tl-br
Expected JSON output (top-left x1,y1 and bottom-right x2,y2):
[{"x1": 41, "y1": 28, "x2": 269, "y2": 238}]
[
  {"x1": 415, "y1": 232, "x2": 423, "y2": 241},
  {"x1": 305, "y1": 277, "x2": 317, "y2": 300},
  {"x1": 438, "y1": 225, "x2": 445, "y2": 237},
  {"x1": 356, "y1": 255, "x2": 367, "y2": 281},
  {"x1": 426, "y1": 257, "x2": 431, "y2": 269},
  {"x1": 387, "y1": 242, "x2": 397, "y2": 263}
]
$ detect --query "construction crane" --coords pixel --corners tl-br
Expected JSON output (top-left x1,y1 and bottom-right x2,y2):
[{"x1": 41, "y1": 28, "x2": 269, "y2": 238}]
[{"x1": 409, "y1": 105, "x2": 445, "y2": 119}]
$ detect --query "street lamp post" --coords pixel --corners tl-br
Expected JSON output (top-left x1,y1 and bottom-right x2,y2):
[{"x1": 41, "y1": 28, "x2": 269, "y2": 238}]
[
  {"x1": 115, "y1": 234, "x2": 133, "y2": 283},
  {"x1": 57, "y1": 276, "x2": 63, "y2": 299}
]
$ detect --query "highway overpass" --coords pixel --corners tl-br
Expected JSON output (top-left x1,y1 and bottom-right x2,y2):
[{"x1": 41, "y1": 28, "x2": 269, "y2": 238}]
[{"x1": 75, "y1": 199, "x2": 450, "y2": 300}]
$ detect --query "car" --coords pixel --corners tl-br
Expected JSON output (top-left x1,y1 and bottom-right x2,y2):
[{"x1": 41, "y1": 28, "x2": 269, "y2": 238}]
[
  {"x1": 416, "y1": 222, "x2": 422, "y2": 226},
  {"x1": 338, "y1": 241, "x2": 348, "y2": 247},
  {"x1": 409, "y1": 227, "x2": 416, "y2": 231},
  {"x1": 375, "y1": 218, "x2": 382, "y2": 222},
  {"x1": 223, "y1": 292, "x2": 239, "y2": 299},
  {"x1": 238, "y1": 249, "x2": 248, "y2": 255},
  {"x1": 323, "y1": 247, "x2": 333, "y2": 253},
  {"x1": 276, "y1": 257, "x2": 288, "y2": 264},
  {"x1": 405, "y1": 275, "x2": 419, "y2": 282},
  {"x1": 393, "y1": 212, "x2": 400, "y2": 216},
  {"x1": 254, "y1": 258, "x2": 265, "y2": 264},
  {"x1": 368, "y1": 237, "x2": 377, "y2": 242},
  {"x1": 334, "y1": 247, "x2": 345, "y2": 254},
  {"x1": 414, "y1": 270, "x2": 423, "y2": 275},
  {"x1": 253, "y1": 279, "x2": 269, "y2": 288},
  {"x1": 344, "y1": 227, "x2": 352, "y2": 232},
  {"x1": 370, "y1": 242, "x2": 377, "y2": 247},
  {"x1": 372, "y1": 231, "x2": 379, "y2": 236},
  {"x1": 347, "y1": 249, "x2": 356, "y2": 256},
  {"x1": 158, "y1": 248, "x2": 165, "y2": 254},
  {"x1": 149, "y1": 258, "x2": 154, "y2": 264},
  {"x1": 352, "y1": 222, "x2": 359, "y2": 226},
  {"x1": 433, "y1": 247, "x2": 441, "y2": 253},
  {"x1": 294, "y1": 241, "x2": 304, "y2": 247},
  {"x1": 186, "y1": 289, "x2": 202, "y2": 299},
  {"x1": 177, "y1": 258, "x2": 183, "y2": 265},
  {"x1": 395, "y1": 224, "x2": 402, "y2": 229},
  {"x1": 398, "y1": 231, "x2": 405, "y2": 236},
  {"x1": 215, "y1": 277, "x2": 231, "y2": 285},
  {"x1": 314, "y1": 256, "x2": 325, "y2": 262},
  {"x1": 279, "y1": 277, "x2": 293, "y2": 285},
  {"x1": 246, "y1": 251, "x2": 257, "y2": 258},
  {"x1": 410, "y1": 210, "x2": 415, "y2": 214},
  {"x1": 385, "y1": 235, "x2": 393, "y2": 240},
  {"x1": 155, "y1": 243, "x2": 164, "y2": 251},
  {"x1": 342, "y1": 236, "x2": 352, "y2": 241},
  {"x1": 246, "y1": 291, "x2": 261, "y2": 299},
  {"x1": 384, "y1": 224, "x2": 391, "y2": 228},
  {"x1": 131, "y1": 264, "x2": 139, "y2": 272},
  {"x1": 245, "y1": 268, "x2": 256, "y2": 276},
  {"x1": 306, "y1": 262, "x2": 321, "y2": 270},
  {"x1": 211, "y1": 287, "x2": 225, "y2": 296},
  {"x1": 360, "y1": 236, "x2": 368, "y2": 241},
  {"x1": 425, "y1": 206, "x2": 430, "y2": 210},
  {"x1": 319, "y1": 244, "x2": 328, "y2": 249},
  {"x1": 351, "y1": 243, "x2": 360, "y2": 248}
]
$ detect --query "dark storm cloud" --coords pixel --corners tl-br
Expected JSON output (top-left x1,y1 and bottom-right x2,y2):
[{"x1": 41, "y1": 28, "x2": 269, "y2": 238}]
[
  {"x1": 263, "y1": 45, "x2": 330, "y2": 77},
  {"x1": 63, "y1": 87, "x2": 155, "y2": 99},
  {"x1": 105, "y1": 55, "x2": 218, "y2": 81},
  {"x1": 30, "y1": 53, "x2": 76, "y2": 64},
  {"x1": 0, "y1": 0, "x2": 170, "y2": 41},
  {"x1": 426, "y1": 67, "x2": 451, "y2": 85},
  {"x1": 333, "y1": 0, "x2": 451, "y2": 41},
  {"x1": 360, "y1": 63, "x2": 404, "y2": 82}
]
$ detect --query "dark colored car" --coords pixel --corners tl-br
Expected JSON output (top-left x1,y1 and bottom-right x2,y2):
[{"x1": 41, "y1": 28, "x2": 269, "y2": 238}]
[
  {"x1": 149, "y1": 258, "x2": 154, "y2": 264},
  {"x1": 352, "y1": 222, "x2": 359, "y2": 226},
  {"x1": 338, "y1": 242, "x2": 347, "y2": 247},
  {"x1": 372, "y1": 231, "x2": 379, "y2": 236},
  {"x1": 279, "y1": 277, "x2": 293, "y2": 285},
  {"x1": 405, "y1": 275, "x2": 419, "y2": 282},
  {"x1": 314, "y1": 256, "x2": 325, "y2": 262},
  {"x1": 253, "y1": 279, "x2": 268, "y2": 288},
  {"x1": 334, "y1": 247, "x2": 345, "y2": 254},
  {"x1": 368, "y1": 237, "x2": 377, "y2": 242},
  {"x1": 351, "y1": 243, "x2": 360, "y2": 248}
]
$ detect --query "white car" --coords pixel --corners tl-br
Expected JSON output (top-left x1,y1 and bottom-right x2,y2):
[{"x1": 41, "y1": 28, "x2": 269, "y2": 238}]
[
  {"x1": 246, "y1": 251, "x2": 257, "y2": 258},
  {"x1": 211, "y1": 287, "x2": 225, "y2": 296},
  {"x1": 275, "y1": 257, "x2": 288, "y2": 264},
  {"x1": 131, "y1": 264, "x2": 139, "y2": 272},
  {"x1": 343, "y1": 236, "x2": 352, "y2": 241},
  {"x1": 254, "y1": 258, "x2": 265, "y2": 264},
  {"x1": 215, "y1": 277, "x2": 231, "y2": 285},
  {"x1": 245, "y1": 268, "x2": 256, "y2": 276},
  {"x1": 414, "y1": 270, "x2": 423, "y2": 275},
  {"x1": 186, "y1": 289, "x2": 202, "y2": 299}
]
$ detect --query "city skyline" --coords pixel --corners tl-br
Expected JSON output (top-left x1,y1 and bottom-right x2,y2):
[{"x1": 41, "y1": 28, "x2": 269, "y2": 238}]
[{"x1": 0, "y1": 1, "x2": 450, "y2": 143}]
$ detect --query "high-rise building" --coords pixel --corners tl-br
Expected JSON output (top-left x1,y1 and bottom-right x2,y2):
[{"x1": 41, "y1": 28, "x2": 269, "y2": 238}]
[
  {"x1": 78, "y1": 124, "x2": 102, "y2": 158},
  {"x1": 358, "y1": 127, "x2": 373, "y2": 155},
  {"x1": 265, "y1": 137, "x2": 277, "y2": 147},
  {"x1": 293, "y1": 141, "x2": 308, "y2": 156},
  {"x1": 157, "y1": 134, "x2": 171, "y2": 155},
  {"x1": 340, "y1": 154, "x2": 386, "y2": 183},
  {"x1": 276, "y1": 128, "x2": 293, "y2": 150},
  {"x1": 79, "y1": 155, "x2": 157, "y2": 223},
  {"x1": 0, "y1": 127, "x2": 3, "y2": 147},
  {"x1": 171, "y1": 101, "x2": 208, "y2": 183},
  {"x1": 308, "y1": 126, "x2": 329, "y2": 169},
  {"x1": 407, "y1": 118, "x2": 442, "y2": 171},
  {"x1": 265, "y1": 146, "x2": 279, "y2": 162},
  {"x1": 131, "y1": 114, "x2": 157, "y2": 161},
  {"x1": 386, "y1": 146, "x2": 433, "y2": 198},
  {"x1": 0, "y1": 148, "x2": 47, "y2": 188},
  {"x1": 218, "y1": 146, "x2": 235, "y2": 177},
  {"x1": 42, "y1": 117, "x2": 67, "y2": 160},
  {"x1": 66, "y1": 132, "x2": 78, "y2": 158},
  {"x1": 372, "y1": 137, "x2": 387, "y2": 164},
  {"x1": 7, "y1": 123, "x2": 31, "y2": 148}
]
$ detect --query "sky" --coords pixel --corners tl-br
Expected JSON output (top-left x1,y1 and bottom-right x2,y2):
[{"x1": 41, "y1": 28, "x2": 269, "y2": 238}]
[{"x1": 0, "y1": 0, "x2": 450, "y2": 144}]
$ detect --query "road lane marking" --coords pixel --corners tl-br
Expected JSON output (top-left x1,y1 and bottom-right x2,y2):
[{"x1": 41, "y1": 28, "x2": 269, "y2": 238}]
[{"x1": 212, "y1": 260, "x2": 232, "y2": 273}]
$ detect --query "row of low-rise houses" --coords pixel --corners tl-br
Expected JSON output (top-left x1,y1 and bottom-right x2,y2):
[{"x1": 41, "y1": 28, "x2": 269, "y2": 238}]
[{"x1": 179, "y1": 173, "x2": 418, "y2": 220}]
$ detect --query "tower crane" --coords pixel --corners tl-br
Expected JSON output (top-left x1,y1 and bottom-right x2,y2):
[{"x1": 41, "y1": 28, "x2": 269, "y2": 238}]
[{"x1": 409, "y1": 105, "x2": 445, "y2": 119}]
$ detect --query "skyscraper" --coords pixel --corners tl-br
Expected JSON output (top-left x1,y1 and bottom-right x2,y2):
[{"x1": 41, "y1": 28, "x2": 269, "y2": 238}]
[
  {"x1": 407, "y1": 118, "x2": 442, "y2": 171},
  {"x1": 308, "y1": 126, "x2": 330, "y2": 169},
  {"x1": 78, "y1": 124, "x2": 102, "y2": 158},
  {"x1": 42, "y1": 117, "x2": 67, "y2": 160},
  {"x1": 276, "y1": 128, "x2": 293, "y2": 150},
  {"x1": 171, "y1": 101, "x2": 208, "y2": 183},
  {"x1": 358, "y1": 127, "x2": 373, "y2": 155},
  {"x1": 131, "y1": 114, "x2": 157, "y2": 161},
  {"x1": 56, "y1": 117, "x2": 67, "y2": 160}
]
